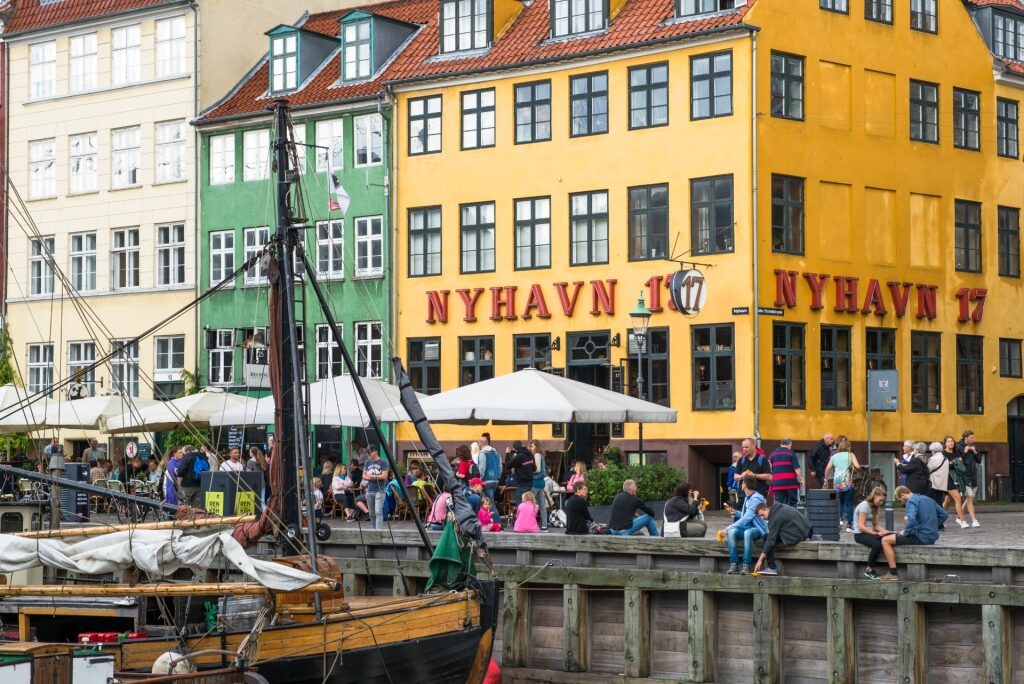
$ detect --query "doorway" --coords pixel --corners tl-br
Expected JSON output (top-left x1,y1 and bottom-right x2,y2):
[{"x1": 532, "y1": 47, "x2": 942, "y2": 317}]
[
  {"x1": 1008, "y1": 397, "x2": 1024, "y2": 501},
  {"x1": 565, "y1": 332, "x2": 611, "y2": 464}
]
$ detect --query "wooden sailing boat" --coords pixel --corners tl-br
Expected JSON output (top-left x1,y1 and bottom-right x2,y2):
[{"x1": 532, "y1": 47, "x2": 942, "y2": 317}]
[{"x1": 0, "y1": 99, "x2": 498, "y2": 684}]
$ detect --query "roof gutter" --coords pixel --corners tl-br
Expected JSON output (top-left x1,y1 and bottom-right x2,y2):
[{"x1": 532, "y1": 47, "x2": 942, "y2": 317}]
[
  {"x1": 2, "y1": 0, "x2": 189, "y2": 39},
  {"x1": 194, "y1": 93, "x2": 388, "y2": 129}
]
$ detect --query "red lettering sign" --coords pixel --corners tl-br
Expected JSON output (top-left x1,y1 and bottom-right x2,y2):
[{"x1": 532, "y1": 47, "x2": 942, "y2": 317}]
[
  {"x1": 886, "y1": 282, "x2": 912, "y2": 317},
  {"x1": 774, "y1": 270, "x2": 798, "y2": 308},
  {"x1": 554, "y1": 281, "x2": 584, "y2": 317},
  {"x1": 490, "y1": 286, "x2": 518, "y2": 321},
  {"x1": 956, "y1": 287, "x2": 987, "y2": 323},
  {"x1": 590, "y1": 279, "x2": 616, "y2": 316},
  {"x1": 522, "y1": 284, "x2": 551, "y2": 320},
  {"x1": 915, "y1": 284, "x2": 937, "y2": 320},
  {"x1": 833, "y1": 276, "x2": 859, "y2": 313},
  {"x1": 457, "y1": 288, "x2": 485, "y2": 322},
  {"x1": 426, "y1": 290, "x2": 449, "y2": 324},
  {"x1": 645, "y1": 276, "x2": 664, "y2": 313},
  {"x1": 802, "y1": 273, "x2": 829, "y2": 310},
  {"x1": 860, "y1": 279, "x2": 887, "y2": 316}
]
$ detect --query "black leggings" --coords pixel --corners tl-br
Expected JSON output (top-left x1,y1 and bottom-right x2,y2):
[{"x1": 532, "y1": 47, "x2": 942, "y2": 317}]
[{"x1": 854, "y1": 532, "x2": 883, "y2": 567}]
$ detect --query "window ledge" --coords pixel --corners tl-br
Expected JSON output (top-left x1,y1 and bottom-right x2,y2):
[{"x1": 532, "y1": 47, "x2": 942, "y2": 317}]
[
  {"x1": 353, "y1": 162, "x2": 384, "y2": 170},
  {"x1": 427, "y1": 47, "x2": 492, "y2": 64},
  {"x1": 68, "y1": 190, "x2": 99, "y2": 197},
  {"x1": 154, "y1": 178, "x2": 188, "y2": 186},
  {"x1": 316, "y1": 274, "x2": 345, "y2": 282},
  {"x1": 27, "y1": 194, "x2": 57, "y2": 202},
  {"x1": 354, "y1": 272, "x2": 384, "y2": 280},
  {"x1": 110, "y1": 184, "x2": 143, "y2": 192},
  {"x1": 24, "y1": 73, "x2": 191, "y2": 105}
]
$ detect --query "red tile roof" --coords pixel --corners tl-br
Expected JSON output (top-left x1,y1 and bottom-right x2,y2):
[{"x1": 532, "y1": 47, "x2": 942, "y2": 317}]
[
  {"x1": 2, "y1": 0, "x2": 180, "y2": 37},
  {"x1": 964, "y1": 0, "x2": 1024, "y2": 11},
  {"x1": 198, "y1": 0, "x2": 755, "y2": 124}
]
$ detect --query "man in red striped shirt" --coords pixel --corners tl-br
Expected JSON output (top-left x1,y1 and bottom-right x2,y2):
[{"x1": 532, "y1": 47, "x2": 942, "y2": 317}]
[{"x1": 769, "y1": 438, "x2": 803, "y2": 507}]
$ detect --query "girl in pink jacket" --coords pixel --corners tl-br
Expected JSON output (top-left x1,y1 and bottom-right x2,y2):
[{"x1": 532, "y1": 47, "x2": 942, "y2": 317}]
[{"x1": 514, "y1": 492, "x2": 540, "y2": 533}]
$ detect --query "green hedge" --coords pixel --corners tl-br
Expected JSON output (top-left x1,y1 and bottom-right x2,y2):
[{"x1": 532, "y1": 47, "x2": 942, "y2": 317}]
[{"x1": 585, "y1": 462, "x2": 687, "y2": 506}]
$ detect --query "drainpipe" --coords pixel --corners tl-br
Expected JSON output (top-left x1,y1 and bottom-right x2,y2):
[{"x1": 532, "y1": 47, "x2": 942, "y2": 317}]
[
  {"x1": 751, "y1": 30, "x2": 760, "y2": 444},
  {"x1": 190, "y1": 0, "x2": 200, "y2": 380}
]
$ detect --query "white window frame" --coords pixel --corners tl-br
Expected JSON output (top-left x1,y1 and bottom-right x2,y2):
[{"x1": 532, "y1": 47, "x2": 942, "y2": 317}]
[
  {"x1": 156, "y1": 16, "x2": 187, "y2": 77},
  {"x1": 355, "y1": 321, "x2": 383, "y2": 378},
  {"x1": 69, "y1": 33, "x2": 97, "y2": 93},
  {"x1": 354, "y1": 113, "x2": 383, "y2": 167},
  {"x1": 315, "y1": 324, "x2": 343, "y2": 379},
  {"x1": 315, "y1": 119, "x2": 345, "y2": 172},
  {"x1": 290, "y1": 123, "x2": 307, "y2": 175},
  {"x1": 156, "y1": 120, "x2": 186, "y2": 183},
  {"x1": 243, "y1": 129, "x2": 270, "y2": 181},
  {"x1": 27, "y1": 344, "x2": 54, "y2": 396},
  {"x1": 343, "y1": 20, "x2": 372, "y2": 80},
  {"x1": 315, "y1": 220, "x2": 344, "y2": 279},
  {"x1": 111, "y1": 227, "x2": 139, "y2": 290},
  {"x1": 440, "y1": 0, "x2": 488, "y2": 53},
  {"x1": 111, "y1": 25, "x2": 141, "y2": 85},
  {"x1": 111, "y1": 127, "x2": 141, "y2": 188},
  {"x1": 68, "y1": 341, "x2": 97, "y2": 397},
  {"x1": 155, "y1": 335, "x2": 185, "y2": 381},
  {"x1": 29, "y1": 41, "x2": 55, "y2": 99},
  {"x1": 244, "y1": 226, "x2": 270, "y2": 284},
  {"x1": 157, "y1": 223, "x2": 186, "y2": 286},
  {"x1": 69, "y1": 132, "x2": 97, "y2": 194},
  {"x1": 271, "y1": 33, "x2": 298, "y2": 91},
  {"x1": 69, "y1": 232, "x2": 97, "y2": 292},
  {"x1": 552, "y1": 0, "x2": 605, "y2": 37},
  {"x1": 209, "y1": 230, "x2": 235, "y2": 285},
  {"x1": 30, "y1": 236, "x2": 55, "y2": 296},
  {"x1": 208, "y1": 330, "x2": 234, "y2": 386},
  {"x1": 209, "y1": 134, "x2": 235, "y2": 185},
  {"x1": 110, "y1": 338, "x2": 140, "y2": 398},
  {"x1": 29, "y1": 139, "x2": 56, "y2": 199},
  {"x1": 355, "y1": 216, "x2": 383, "y2": 277}
]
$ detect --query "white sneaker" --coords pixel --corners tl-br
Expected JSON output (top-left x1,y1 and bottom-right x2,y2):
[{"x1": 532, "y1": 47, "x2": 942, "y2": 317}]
[
  {"x1": 971, "y1": 520, "x2": 981, "y2": 528},
  {"x1": 957, "y1": 519, "x2": 969, "y2": 529}
]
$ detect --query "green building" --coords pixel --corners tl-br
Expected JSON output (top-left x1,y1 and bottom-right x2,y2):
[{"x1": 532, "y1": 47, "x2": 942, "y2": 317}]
[{"x1": 194, "y1": 8, "x2": 416, "y2": 458}]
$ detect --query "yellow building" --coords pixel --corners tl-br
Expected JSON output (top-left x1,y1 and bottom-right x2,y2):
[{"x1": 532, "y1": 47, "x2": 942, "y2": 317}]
[{"x1": 384, "y1": 0, "x2": 1024, "y2": 501}]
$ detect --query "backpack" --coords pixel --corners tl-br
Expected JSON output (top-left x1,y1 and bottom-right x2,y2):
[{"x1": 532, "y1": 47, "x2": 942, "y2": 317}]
[
  {"x1": 468, "y1": 462, "x2": 481, "y2": 480},
  {"x1": 193, "y1": 453, "x2": 210, "y2": 480}
]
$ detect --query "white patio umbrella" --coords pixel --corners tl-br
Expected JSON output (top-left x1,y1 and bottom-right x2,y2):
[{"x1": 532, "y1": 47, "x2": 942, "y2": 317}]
[
  {"x1": 43, "y1": 392, "x2": 159, "y2": 431},
  {"x1": 380, "y1": 367, "x2": 678, "y2": 424},
  {"x1": 0, "y1": 384, "x2": 49, "y2": 434},
  {"x1": 106, "y1": 387, "x2": 250, "y2": 434}
]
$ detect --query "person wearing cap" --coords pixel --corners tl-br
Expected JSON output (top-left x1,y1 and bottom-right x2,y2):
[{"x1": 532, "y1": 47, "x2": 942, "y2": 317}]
[{"x1": 467, "y1": 477, "x2": 485, "y2": 513}]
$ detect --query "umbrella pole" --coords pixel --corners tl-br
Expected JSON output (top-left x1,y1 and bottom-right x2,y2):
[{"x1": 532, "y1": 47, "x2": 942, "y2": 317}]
[{"x1": 528, "y1": 422, "x2": 533, "y2": 441}]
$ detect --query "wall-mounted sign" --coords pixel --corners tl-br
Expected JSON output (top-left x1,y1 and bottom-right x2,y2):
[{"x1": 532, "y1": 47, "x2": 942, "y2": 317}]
[
  {"x1": 757, "y1": 307, "x2": 785, "y2": 316},
  {"x1": 867, "y1": 370, "x2": 898, "y2": 411},
  {"x1": 669, "y1": 269, "x2": 707, "y2": 316},
  {"x1": 731, "y1": 307, "x2": 750, "y2": 316}
]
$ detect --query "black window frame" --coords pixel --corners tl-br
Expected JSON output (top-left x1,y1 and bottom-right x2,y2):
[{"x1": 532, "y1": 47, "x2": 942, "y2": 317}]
[
  {"x1": 627, "y1": 327, "x2": 670, "y2": 407},
  {"x1": 691, "y1": 174, "x2": 734, "y2": 256},
  {"x1": 570, "y1": 190, "x2": 609, "y2": 266},
  {"x1": 690, "y1": 51, "x2": 732, "y2": 120},
  {"x1": 514, "y1": 334, "x2": 552, "y2": 371},
  {"x1": 770, "y1": 52, "x2": 804, "y2": 121},
  {"x1": 956, "y1": 334, "x2": 984, "y2": 415},
  {"x1": 628, "y1": 62, "x2": 669, "y2": 130},
  {"x1": 460, "y1": 88, "x2": 496, "y2": 150},
  {"x1": 866, "y1": 328, "x2": 896, "y2": 371},
  {"x1": 692, "y1": 324, "x2": 734, "y2": 411},
  {"x1": 1000, "y1": 338, "x2": 1022, "y2": 378},
  {"x1": 627, "y1": 183, "x2": 669, "y2": 262},
  {"x1": 953, "y1": 88, "x2": 981, "y2": 151},
  {"x1": 514, "y1": 80, "x2": 552, "y2": 145},
  {"x1": 911, "y1": 331, "x2": 941, "y2": 413},
  {"x1": 408, "y1": 205, "x2": 442, "y2": 277},
  {"x1": 514, "y1": 196, "x2": 552, "y2": 271},
  {"x1": 910, "y1": 0, "x2": 937, "y2": 33},
  {"x1": 408, "y1": 337, "x2": 441, "y2": 395},
  {"x1": 408, "y1": 95, "x2": 442, "y2": 156},
  {"x1": 459, "y1": 201, "x2": 496, "y2": 274},
  {"x1": 819, "y1": 0, "x2": 848, "y2": 13},
  {"x1": 865, "y1": 0, "x2": 892, "y2": 25},
  {"x1": 994, "y1": 11, "x2": 1024, "y2": 62},
  {"x1": 820, "y1": 326, "x2": 852, "y2": 411},
  {"x1": 954, "y1": 199, "x2": 982, "y2": 274},
  {"x1": 570, "y1": 71, "x2": 609, "y2": 138},
  {"x1": 772, "y1": 322, "x2": 805, "y2": 409},
  {"x1": 997, "y1": 98, "x2": 1019, "y2": 159},
  {"x1": 459, "y1": 336, "x2": 495, "y2": 386},
  {"x1": 999, "y1": 206, "x2": 1020, "y2": 278},
  {"x1": 909, "y1": 79, "x2": 939, "y2": 144},
  {"x1": 771, "y1": 174, "x2": 804, "y2": 255}
]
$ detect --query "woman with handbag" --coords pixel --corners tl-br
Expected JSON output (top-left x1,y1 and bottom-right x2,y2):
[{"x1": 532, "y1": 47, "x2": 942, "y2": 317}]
[
  {"x1": 824, "y1": 437, "x2": 860, "y2": 533},
  {"x1": 941, "y1": 435, "x2": 968, "y2": 528},
  {"x1": 663, "y1": 482, "x2": 707, "y2": 538}
]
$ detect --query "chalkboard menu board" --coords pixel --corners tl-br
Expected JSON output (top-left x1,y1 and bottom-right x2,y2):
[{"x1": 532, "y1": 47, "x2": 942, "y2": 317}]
[
  {"x1": 610, "y1": 366, "x2": 624, "y2": 438},
  {"x1": 226, "y1": 426, "x2": 244, "y2": 450}
]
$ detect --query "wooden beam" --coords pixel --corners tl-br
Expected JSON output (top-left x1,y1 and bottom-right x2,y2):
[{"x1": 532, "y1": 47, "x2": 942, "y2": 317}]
[
  {"x1": 343, "y1": 573, "x2": 367, "y2": 597},
  {"x1": 503, "y1": 584, "x2": 529, "y2": 668},
  {"x1": 981, "y1": 604, "x2": 1011, "y2": 684},
  {"x1": 623, "y1": 588, "x2": 650, "y2": 678},
  {"x1": 563, "y1": 584, "x2": 588, "y2": 672},
  {"x1": 827, "y1": 596, "x2": 855, "y2": 684},
  {"x1": 752, "y1": 593, "x2": 779, "y2": 684},
  {"x1": 16, "y1": 515, "x2": 256, "y2": 539},
  {"x1": 897, "y1": 599, "x2": 925, "y2": 684},
  {"x1": 687, "y1": 590, "x2": 715, "y2": 683}
]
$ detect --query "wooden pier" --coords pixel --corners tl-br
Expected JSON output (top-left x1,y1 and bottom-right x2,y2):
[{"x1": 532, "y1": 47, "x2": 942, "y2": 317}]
[{"x1": 300, "y1": 520, "x2": 1024, "y2": 684}]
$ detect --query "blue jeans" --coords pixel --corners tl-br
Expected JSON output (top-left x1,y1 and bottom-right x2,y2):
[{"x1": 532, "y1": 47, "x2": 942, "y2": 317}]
[
  {"x1": 483, "y1": 482, "x2": 498, "y2": 512},
  {"x1": 838, "y1": 487, "x2": 854, "y2": 527},
  {"x1": 727, "y1": 524, "x2": 764, "y2": 565},
  {"x1": 611, "y1": 514, "x2": 660, "y2": 537},
  {"x1": 531, "y1": 486, "x2": 549, "y2": 529},
  {"x1": 366, "y1": 491, "x2": 385, "y2": 530}
]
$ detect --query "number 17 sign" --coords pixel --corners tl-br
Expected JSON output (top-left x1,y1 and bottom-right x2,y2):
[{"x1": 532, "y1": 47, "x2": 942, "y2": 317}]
[{"x1": 670, "y1": 268, "x2": 708, "y2": 316}]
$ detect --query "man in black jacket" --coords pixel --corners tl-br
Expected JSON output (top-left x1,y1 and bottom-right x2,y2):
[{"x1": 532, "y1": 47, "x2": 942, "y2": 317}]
[
  {"x1": 751, "y1": 502, "x2": 811, "y2": 575},
  {"x1": 609, "y1": 479, "x2": 659, "y2": 536},
  {"x1": 806, "y1": 433, "x2": 834, "y2": 488},
  {"x1": 564, "y1": 482, "x2": 593, "y2": 535},
  {"x1": 502, "y1": 441, "x2": 535, "y2": 505}
]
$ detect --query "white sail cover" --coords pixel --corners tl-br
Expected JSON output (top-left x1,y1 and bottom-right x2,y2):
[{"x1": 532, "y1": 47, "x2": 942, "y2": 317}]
[{"x1": 0, "y1": 529, "x2": 321, "y2": 592}]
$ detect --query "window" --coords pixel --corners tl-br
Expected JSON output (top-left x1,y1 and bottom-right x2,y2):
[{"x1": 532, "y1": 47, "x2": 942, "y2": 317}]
[
  {"x1": 514, "y1": 334, "x2": 551, "y2": 371},
  {"x1": 821, "y1": 326, "x2": 851, "y2": 410},
  {"x1": 819, "y1": 0, "x2": 848, "y2": 12},
  {"x1": 552, "y1": 0, "x2": 605, "y2": 37},
  {"x1": 29, "y1": 41, "x2": 55, "y2": 98},
  {"x1": 628, "y1": 184, "x2": 669, "y2": 261},
  {"x1": 440, "y1": 0, "x2": 488, "y2": 53},
  {"x1": 209, "y1": 231, "x2": 234, "y2": 284},
  {"x1": 156, "y1": 121, "x2": 186, "y2": 182},
  {"x1": 770, "y1": 53, "x2": 803, "y2": 120},
  {"x1": 953, "y1": 89, "x2": 980, "y2": 151},
  {"x1": 244, "y1": 227, "x2": 270, "y2": 284},
  {"x1": 865, "y1": 0, "x2": 892, "y2": 24},
  {"x1": 954, "y1": 200, "x2": 981, "y2": 273},
  {"x1": 461, "y1": 89, "x2": 495, "y2": 149},
  {"x1": 570, "y1": 71, "x2": 608, "y2": 137},
  {"x1": 156, "y1": 335, "x2": 185, "y2": 376},
  {"x1": 866, "y1": 328, "x2": 896, "y2": 370},
  {"x1": 691, "y1": 175, "x2": 734, "y2": 255},
  {"x1": 243, "y1": 129, "x2": 270, "y2": 181},
  {"x1": 27, "y1": 344, "x2": 54, "y2": 396},
  {"x1": 355, "y1": 216, "x2": 383, "y2": 277},
  {"x1": 994, "y1": 12, "x2": 1024, "y2": 61},
  {"x1": 409, "y1": 338, "x2": 441, "y2": 394},
  {"x1": 911, "y1": 0, "x2": 936, "y2": 33},
  {"x1": 570, "y1": 191, "x2": 609, "y2": 265},
  {"x1": 771, "y1": 175, "x2": 803, "y2": 254},
  {"x1": 290, "y1": 123, "x2": 307, "y2": 174},
  {"x1": 910, "y1": 80, "x2": 938, "y2": 143},
  {"x1": 355, "y1": 321, "x2": 383, "y2": 378},
  {"x1": 911, "y1": 332, "x2": 940, "y2": 412},
  {"x1": 354, "y1": 114, "x2": 383, "y2": 166},
  {"x1": 315, "y1": 119, "x2": 344, "y2": 172},
  {"x1": 628, "y1": 328, "x2": 670, "y2": 406},
  {"x1": 460, "y1": 202, "x2": 495, "y2": 273},
  {"x1": 271, "y1": 32, "x2": 297, "y2": 91},
  {"x1": 29, "y1": 237, "x2": 55, "y2": 296},
  {"x1": 1000, "y1": 339, "x2": 1022, "y2": 378},
  {"x1": 772, "y1": 323, "x2": 805, "y2": 409},
  {"x1": 514, "y1": 197, "x2": 551, "y2": 270},
  {"x1": 112, "y1": 127, "x2": 140, "y2": 188},
  {"x1": 315, "y1": 324, "x2": 343, "y2": 379},
  {"x1": 629, "y1": 63, "x2": 668, "y2": 129},
  {"x1": 157, "y1": 223, "x2": 185, "y2": 286},
  {"x1": 515, "y1": 81, "x2": 552, "y2": 144},
  {"x1": 70, "y1": 232, "x2": 96, "y2": 292},
  {"x1": 110, "y1": 227, "x2": 140, "y2": 290},
  {"x1": 29, "y1": 139, "x2": 55, "y2": 199},
  {"x1": 208, "y1": 330, "x2": 234, "y2": 385},
  {"x1": 68, "y1": 341, "x2": 97, "y2": 397},
  {"x1": 156, "y1": 16, "x2": 186, "y2": 77},
  {"x1": 110, "y1": 339, "x2": 139, "y2": 398},
  {"x1": 691, "y1": 52, "x2": 732, "y2": 120},
  {"x1": 69, "y1": 33, "x2": 97, "y2": 92},
  {"x1": 998, "y1": 99, "x2": 1018, "y2": 159},
  {"x1": 210, "y1": 134, "x2": 235, "y2": 185},
  {"x1": 111, "y1": 25, "x2": 141, "y2": 85},
  {"x1": 459, "y1": 336, "x2": 494, "y2": 386},
  {"x1": 409, "y1": 207, "x2": 442, "y2": 276},
  {"x1": 679, "y1": 0, "x2": 738, "y2": 16},
  {"x1": 999, "y1": 206, "x2": 1020, "y2": 278},
  {"x1": 956, "y1": 335, "x2": 983, "y2": 414},
  {"x1": 692, "y1": 325, "x2": 733, "y2": 410},
  {"x1": 316, "y1": 220, "x2": 344, "y2": 279},
  {"x1": 409, "y1": 96, "x2": 442, "y2": 155},
  {"x1": 343, "y1": 20, "x2": 372, "y2": 80},
  {"x1": 69, "y1": 132, "x2": 97, "y2": 194}
]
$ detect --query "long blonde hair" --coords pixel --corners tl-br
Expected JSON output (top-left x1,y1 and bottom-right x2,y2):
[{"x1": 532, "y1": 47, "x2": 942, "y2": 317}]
[
  {"x1": 867, "y1": 486, "x2": 886, "y2": 529},
  {"x1": 836, "y1": 436, "x2": 851, "y2": 452}
]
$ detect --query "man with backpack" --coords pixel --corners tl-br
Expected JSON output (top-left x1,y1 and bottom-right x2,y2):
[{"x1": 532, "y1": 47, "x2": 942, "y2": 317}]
[
  {"x1": 478, "y1": 433, "x2": 502, "y2": 511},
  {"x1": 177, "y1": 445, "x2": 209, "y2": 509},
  {"x1": 733, "y1": 437, "x2": 771, "y2": 508}
]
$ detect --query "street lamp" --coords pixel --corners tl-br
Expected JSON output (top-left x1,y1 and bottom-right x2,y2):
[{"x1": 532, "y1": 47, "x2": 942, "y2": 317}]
[{"x1": 629, "y1": 293, "x2": 652, "y2": 460}]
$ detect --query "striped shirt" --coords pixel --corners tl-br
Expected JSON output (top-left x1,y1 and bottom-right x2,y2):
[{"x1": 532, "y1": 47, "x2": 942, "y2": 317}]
[{"x1": 769, "y1": 448, "x2": 801, "y2": 492}]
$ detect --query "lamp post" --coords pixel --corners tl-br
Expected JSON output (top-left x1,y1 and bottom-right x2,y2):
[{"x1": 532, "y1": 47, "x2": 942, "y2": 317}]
[{"x1": 629, "y1": 293, "x2": 652, "y2": 460}]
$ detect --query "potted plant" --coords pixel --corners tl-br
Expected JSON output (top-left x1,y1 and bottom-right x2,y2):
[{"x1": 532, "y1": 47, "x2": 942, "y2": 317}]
[{"x1": 584, "y1": 462, "x2": 687, "y2": 525}]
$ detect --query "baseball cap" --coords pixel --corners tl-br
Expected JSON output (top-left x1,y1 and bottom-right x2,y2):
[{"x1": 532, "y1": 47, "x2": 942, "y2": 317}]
[{"x1": 469, "y1": 477, "x2": 484, "y2": 487}]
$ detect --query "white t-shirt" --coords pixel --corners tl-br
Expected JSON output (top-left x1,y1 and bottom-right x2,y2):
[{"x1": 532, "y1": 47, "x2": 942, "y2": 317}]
[
  {"x1": 220, "y1": 460, "x2": 243, "y2": 473},
  {"x1": 854, "y1": 500, "x2": 876, "y2": 533}
]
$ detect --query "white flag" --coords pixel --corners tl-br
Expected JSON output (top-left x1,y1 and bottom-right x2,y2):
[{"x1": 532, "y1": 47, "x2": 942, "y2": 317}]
[{"x1": 328, "y1": 172, "x2": 350, "y2": 215}]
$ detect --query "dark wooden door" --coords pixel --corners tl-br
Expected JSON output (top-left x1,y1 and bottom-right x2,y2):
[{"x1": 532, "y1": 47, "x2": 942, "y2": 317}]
[
  {"x1": 1009, "y1": 414, "x2": 1024, "y2": 502},
  {"x1": 33, "y1": 655, "x2": 71, "y2": 684}
]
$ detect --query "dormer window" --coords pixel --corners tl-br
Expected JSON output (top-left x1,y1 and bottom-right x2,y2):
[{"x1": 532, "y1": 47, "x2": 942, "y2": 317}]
[
  {"x1": 441, "y1": 0, "x2": 489, "y2": 54},
  {"x1": 343, "y1": 20, "x2": 372, "y2": 80},
  {"x1": 994, "y1": 12, "x2": 1024, "y2": 61},
  {"x1": 552, "y1": 0, "x2": 606, "y2": 38},
  {"x1": 271, "y1": 33, "x2": 297, "y2": 91},
  {"x1": 266, "y1": 24, "x2": 336, "y2": 93},
  {"x1": 678, "y1": 0, "x2": 736, "y2": 17}
]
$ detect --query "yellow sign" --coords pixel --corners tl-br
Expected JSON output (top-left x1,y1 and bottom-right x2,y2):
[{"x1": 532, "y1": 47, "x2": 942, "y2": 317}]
[
  {"x1": 205, "y1": 491, "x2": 224, "y2": 516},
  {"x1": 235, "y1": 491, "x2": 256, "y2": 516}
]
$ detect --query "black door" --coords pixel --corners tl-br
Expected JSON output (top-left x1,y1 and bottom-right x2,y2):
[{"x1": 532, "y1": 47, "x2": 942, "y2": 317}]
[
  {"x1": 1009, "y1": 401, "x2": 1024, "y2": 501},
  {"x1": 566, "y1": 332, "x2": 611, "y2": 464}
]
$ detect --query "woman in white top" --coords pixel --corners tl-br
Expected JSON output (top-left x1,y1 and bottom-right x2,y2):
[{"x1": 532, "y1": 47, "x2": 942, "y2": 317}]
[
  {"x1": 925, "y1": 441, "x2": 949, "y2": 510},
  {"x1": 824, "y1": 436, "x2": 861, "y2": 531},
  {"x1": 853, "y1": 487, "x2": 890, "y2": 580},
  {"x1": 220, "y1": 447, "x2": 244, "y2": 473}
]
